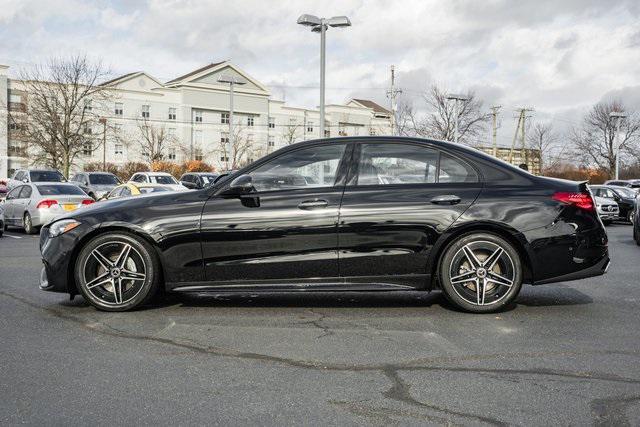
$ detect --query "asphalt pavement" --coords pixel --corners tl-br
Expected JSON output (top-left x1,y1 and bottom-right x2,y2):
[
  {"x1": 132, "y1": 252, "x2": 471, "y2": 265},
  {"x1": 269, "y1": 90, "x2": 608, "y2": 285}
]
[{"x1": 1, "y1": 223, "x2": 639, "y2": 426}]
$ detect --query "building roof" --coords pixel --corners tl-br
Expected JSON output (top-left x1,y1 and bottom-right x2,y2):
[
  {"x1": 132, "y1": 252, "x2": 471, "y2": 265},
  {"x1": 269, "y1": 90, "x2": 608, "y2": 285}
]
[
  {"x1": 100, "y1": 72, "x2": 140, "y2": 87},
  {"x1": 165, "y1": 61, "x2": 226, "y2": 85},
  {"x1": 351, "y1": 99, "x2": 392, "y2": 115}
]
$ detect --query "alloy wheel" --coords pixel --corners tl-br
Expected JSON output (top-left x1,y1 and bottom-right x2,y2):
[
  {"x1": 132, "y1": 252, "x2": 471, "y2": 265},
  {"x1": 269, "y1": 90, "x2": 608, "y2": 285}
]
[
  {"x1": 448, "y1": 240, "x2": 515, "y2": 307},
  {"x1": 81, "y1": 241, "x2": 147, "y2": 306}
]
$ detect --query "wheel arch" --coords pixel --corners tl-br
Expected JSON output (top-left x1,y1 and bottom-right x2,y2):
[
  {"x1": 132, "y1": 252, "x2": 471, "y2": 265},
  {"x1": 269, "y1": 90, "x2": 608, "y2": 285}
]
[
  {"x1": 66, "y1": 225, "x2": 164, "y2": 295},
  {"x1": 427, "y1": 221, "x2": 534, "y2": 290}
]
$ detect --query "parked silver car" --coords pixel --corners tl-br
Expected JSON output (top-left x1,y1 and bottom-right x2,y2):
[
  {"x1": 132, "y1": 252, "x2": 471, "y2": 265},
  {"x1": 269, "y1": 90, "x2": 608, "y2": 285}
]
[
  {"x1": 69, "y1": 172, "x2": 122, "y2": 200},
  {"x1": 594, "y1": 196, "x2": 619, "y2": 225},
  {"x1": 7, "y1": 169, "x2": 66, "y2": 191},
  {"x1": 1, "y1": 182, "x2": 94, "y2": 234}
]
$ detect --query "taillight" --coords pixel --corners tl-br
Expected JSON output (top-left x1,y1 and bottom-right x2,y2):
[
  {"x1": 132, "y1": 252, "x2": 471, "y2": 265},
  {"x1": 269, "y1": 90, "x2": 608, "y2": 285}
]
[
  {"x1": 81, "y1": 199, "x2": 94, "y2": 205},
  {"x1": 552, "y1": 192, "x2": 594, "y2": 211},
  {"x1": 36, "y1": 199, "x2": 59, "y2": 209}
]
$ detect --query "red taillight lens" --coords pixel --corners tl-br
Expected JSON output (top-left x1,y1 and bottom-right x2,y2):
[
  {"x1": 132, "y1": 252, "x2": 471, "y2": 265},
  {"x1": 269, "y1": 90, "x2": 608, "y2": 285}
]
[
  {"x1": 552, "y1": 192, "x2": 594, "y2": 211},
  {"x1": 36, "y1": 199, "x2": 59, "y2": 209},
  {"x1": 81, "y1": 199, "x2": 94, "y2": 205}
]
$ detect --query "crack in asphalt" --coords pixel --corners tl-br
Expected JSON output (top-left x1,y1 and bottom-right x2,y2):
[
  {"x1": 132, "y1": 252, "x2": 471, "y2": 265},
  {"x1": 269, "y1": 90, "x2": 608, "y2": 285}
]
[
  {"x1": 3, "y1": 289, "x2": 640, "y2": 425},
  {"x1": 296, "y1": 309, "x2": 335, "y2": 339}
]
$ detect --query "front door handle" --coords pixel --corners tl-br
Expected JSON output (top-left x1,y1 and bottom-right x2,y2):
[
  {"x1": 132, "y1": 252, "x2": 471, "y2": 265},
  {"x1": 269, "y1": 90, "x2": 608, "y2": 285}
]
[
  {"x1": 298, "y1": 199, "x2": 329, "y2": 210},
  {"x1": 430, "y1": 195, "x2": 461, "y2": 205}
]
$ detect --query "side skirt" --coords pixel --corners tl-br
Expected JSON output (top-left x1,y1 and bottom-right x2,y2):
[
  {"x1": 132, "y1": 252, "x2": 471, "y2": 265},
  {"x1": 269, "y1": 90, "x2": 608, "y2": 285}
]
[{"x1": 167, "y1": 274, "x2": 428, "y2": 293}]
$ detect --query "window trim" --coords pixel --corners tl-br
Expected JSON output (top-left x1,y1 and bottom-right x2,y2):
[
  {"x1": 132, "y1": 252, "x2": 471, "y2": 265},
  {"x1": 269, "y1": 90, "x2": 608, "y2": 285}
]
[
  {"x1": 346, "y1": 140, "x2": 481, "y2": 188},
  {"x1": 212, "y1": 142, "x2": 353, "y2": 196}
]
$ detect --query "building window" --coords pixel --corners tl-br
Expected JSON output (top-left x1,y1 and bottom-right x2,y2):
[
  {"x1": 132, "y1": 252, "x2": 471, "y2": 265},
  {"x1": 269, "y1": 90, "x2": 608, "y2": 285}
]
[
  {"x1": 369, "y1": 127, "x2": 376, "y2": 136},
  {"x1": 247, "y1": 134, "x2": 254, "y2": 143},
  {"x1": 168, "y1": 147, "x2": 176, "y2": 160},
  {"x1": 194, "y1": 130, "x2": 203, "y2": 145},
  {"x1": 221, "y1": 132, "x2": 229, "y2": 144},
  {"x1": 194, "y1": 110, "x2": 203, "y2": 123},
  {"x1": 268, "y1": 117, "x2": 275, "y2": 129},
  {"x1": 324, "y1": 129, "x2": 330, "y2": 138},
  {"x1": 247, "y1": 116, "x2": 254, "y2": 127},
  {"x1": 169, "y1": 108, "x2": 176, "y2": 120},
  {"x1": 82, "y1": 142, "x2": 93, "y2": 156},
  {"x1": 194, "y1": 148, "x2": 203, "y2": 161},
  {"x1": 221, "y1": 112, "x2": 229, "y2": 124},
  {"x1": 114, "y1": 143, "x2": 124, "y2": 156},
  {"x1": 142, "y1": 151, "x2": 150, "y2": 160},
  {"x1": 114, "y1": 124, "x2": 122, "y2": 133},
  {"x1": 141, "y1": 105, "x2": 150, "y2": 118},
  {"x1": 84, "y1": 125, "x2": 93, "y2": 135},
  {"x1": 339, "y1": 124, "x2": 346, "y2": 136},
  {"x1": 289, "y1": 118, "x2": 297, "y2": 125},
  {"x1": 167, "y1": 128, "x2": 176, "y2": 141},
  {"x1": 220, "y1": 155, "x2": 229, "y2": 162},
  {"x1": 307, "y1": 121, "x2": 314, "y2": 133},
  {"x1": 84, "y1": 99, "x2": 92, "y2": 112},
  {"x1": 268, "y1": 136, "x2": 275, "y2": 147},
  {"x1": 114, "y1": 102, "x2": 123, "y2": 116}
]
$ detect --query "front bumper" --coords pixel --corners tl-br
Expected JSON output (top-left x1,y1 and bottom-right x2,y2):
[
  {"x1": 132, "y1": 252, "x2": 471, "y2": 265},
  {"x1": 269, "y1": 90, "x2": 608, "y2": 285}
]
[{"x1": 39, "y1": 223, "x2": 88, "y2": 294}]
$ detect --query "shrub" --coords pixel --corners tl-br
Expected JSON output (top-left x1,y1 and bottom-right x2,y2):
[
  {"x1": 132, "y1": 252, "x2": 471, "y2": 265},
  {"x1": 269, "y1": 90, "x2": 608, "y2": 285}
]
[
  {"x1": 184, "y1": 160, "x2": 215, "y2": 173},
  {"x1": 117, "y1": 162, "x2": 150, "y2": 182},
  {"x1": 83, "y1": 162, "x2": 121, "y2": 176}
]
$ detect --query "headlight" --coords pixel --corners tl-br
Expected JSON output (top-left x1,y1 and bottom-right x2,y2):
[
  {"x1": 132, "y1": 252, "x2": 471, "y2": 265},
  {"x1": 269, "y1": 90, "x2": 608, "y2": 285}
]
[{"x1": 49, "y1": 219, "x2": 81, "y2": 237}]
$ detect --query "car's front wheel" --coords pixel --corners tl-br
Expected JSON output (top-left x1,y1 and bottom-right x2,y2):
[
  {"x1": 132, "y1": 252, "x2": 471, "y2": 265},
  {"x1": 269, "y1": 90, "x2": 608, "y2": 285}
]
[
  {"x1": 75, "y1": 232, "x2": 160, "y2": 311},
  {"x1": 439, "y1": 232, "x2": 523, "y2": 313}
]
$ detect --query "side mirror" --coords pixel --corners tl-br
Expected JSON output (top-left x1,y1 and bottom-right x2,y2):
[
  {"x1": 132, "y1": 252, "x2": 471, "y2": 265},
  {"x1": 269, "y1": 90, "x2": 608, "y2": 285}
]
[
  {"x1": 221, "y1": 174, "x2": 255, "y2": 196},
  {"x1": 22, "y1": 178, "x2": 28, "y2": 183}
]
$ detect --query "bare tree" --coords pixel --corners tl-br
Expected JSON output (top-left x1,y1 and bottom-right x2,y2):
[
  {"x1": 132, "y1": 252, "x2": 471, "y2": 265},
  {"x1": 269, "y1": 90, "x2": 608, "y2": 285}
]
[
  {"x1": 571, "y1": 100, "x2": 640, "y2": 177},
  {"x1": 412, "y1": 85, "x2": 489, "y2": 145},
  {"x1": 282, "y1": 119, "x2": 303, "y2": 145},
  {"x1": 217, "y1": 125, "x2": 255, "y2": 169},
  {"x1": 11, "y1": 55, "x2": 113, "y2": 177},
  {"x1": 527, "y1": 122, "x2": 558, "y2": 171},
  {"x1": 394, "y1": 99, "x2": 416, "y2": 137},
  {"x1": 135, "y1": 116, "x2": 176, "y2": 163}
]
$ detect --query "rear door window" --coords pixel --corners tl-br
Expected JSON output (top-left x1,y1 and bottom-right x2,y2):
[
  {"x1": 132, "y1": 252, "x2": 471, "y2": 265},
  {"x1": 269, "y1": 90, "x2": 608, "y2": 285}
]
[
  {"x1": 30, "y1": 171, "x2": 64, "y2": 182},
  {"x1": 18, "y1": 186, "x2": 32, "y2": 198}
]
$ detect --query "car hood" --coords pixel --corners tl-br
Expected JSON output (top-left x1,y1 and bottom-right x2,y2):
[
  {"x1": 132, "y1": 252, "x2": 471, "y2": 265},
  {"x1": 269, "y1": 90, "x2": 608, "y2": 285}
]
[
  {"x1": 91, "y1": 184, "x2": 117, "y2": 192},
  {"x1": 595, "y1": 196, "x2": 617, "y2": 205}
]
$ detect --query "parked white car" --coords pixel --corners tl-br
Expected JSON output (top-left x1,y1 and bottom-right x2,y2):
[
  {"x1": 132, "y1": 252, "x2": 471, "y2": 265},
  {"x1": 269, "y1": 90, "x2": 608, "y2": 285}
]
[
  {"x1": 594, "y1": 196, "x2": 619, "y2": 225},
  {"x1": 128, "y1": 172, "x2": 188, "y2": 192}
]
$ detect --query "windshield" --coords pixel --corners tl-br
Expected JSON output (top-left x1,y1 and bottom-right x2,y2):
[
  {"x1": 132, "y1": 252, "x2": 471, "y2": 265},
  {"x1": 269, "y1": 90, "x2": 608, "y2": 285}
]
[
  {"x1": 200, "y1": 174, "x2": 219, "y2": 185},
  {"x1": 150, "y1": 175, "x2": 178, "y2": 185},
  {"x1": 614, "y1": 187, "x2": 637, "y2": 198},
  {"x1": 37, "y1": 185, "x2": 86, "y2": 195},
  {"x1": 89, "y1": 174, "x2": 120, "y2": 185},
  {"x1": 31, "y1": 171, "x2": 64, "y2": 182},
  {"x1": 139, "y1": 186, "x2": 169, "y2": 194}
]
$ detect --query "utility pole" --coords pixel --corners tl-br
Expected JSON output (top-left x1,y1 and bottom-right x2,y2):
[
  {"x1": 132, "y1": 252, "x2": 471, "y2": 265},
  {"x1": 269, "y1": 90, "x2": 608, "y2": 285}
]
[
  {"x1": 99, "y1": 117, "x2": 107, "y2": 169},
  {"x1": 490, "y1": 106, "x2": 501, "y2": 157},
  {"x1": 509, "y1": 108, "x2": 534, "y2": 165},
  {"x1": 610, "y1": 111, "x2": 626, "y2": 180},
  {"x1": 386, "y1": 65, "x2": 402, "y2": 136}
]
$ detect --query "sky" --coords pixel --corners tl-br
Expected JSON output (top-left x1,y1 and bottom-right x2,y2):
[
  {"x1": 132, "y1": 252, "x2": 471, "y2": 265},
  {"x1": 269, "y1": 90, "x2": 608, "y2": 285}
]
[{"x1": 1, "y1": 0, "x2": 639, "y2": 148}]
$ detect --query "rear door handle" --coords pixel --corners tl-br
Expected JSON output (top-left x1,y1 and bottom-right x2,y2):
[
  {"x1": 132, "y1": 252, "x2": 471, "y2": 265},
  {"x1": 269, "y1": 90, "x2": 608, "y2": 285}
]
[
  {"x1": 298, "y1": 199, "x2": 329, "y2": 210},
  {"x1": 430, "y1": 195, "x2": 461, "y2": 205}
]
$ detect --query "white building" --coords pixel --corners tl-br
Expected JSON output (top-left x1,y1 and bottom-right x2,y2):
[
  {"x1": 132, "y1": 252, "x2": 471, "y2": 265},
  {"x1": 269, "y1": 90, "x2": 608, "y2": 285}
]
[{"x1": 0, "y1": 61, "x2": 392, "y2": 177}]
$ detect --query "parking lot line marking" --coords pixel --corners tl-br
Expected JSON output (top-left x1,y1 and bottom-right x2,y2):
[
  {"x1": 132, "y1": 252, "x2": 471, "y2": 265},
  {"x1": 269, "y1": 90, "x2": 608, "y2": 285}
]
[{"x1": 3, "y1": 234, "x2": 23, "y2": 239}]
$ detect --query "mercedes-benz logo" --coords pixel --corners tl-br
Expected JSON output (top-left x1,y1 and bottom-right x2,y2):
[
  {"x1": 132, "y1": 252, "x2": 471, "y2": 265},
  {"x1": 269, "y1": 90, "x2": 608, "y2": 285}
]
[
  {"x1": 110, "y1": 267, "x2": 121, "y2": 278},
  {"x1": 476, "y1": 268, "x2": 487, "y2": 279}
]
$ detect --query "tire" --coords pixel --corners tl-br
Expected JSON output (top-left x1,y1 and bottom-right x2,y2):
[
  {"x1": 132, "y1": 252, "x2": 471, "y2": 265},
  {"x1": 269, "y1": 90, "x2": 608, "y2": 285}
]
[
  {"x1": 74, "y1": 232, "x2": 161, "y2": 311},
  {"x1": 634, "y1": 224, "x2": 640, "y2": 246},
  {"x1": 628, "y1": 211, "x2": 634, "y2": 224},
  {"x1": 0, "y1": 222, "x2": 3, "y2": 237},
  {"x1": 439, "y1": 232, "x2": 523, "y2": 313},
  {"x1": 23, "y1": 212, "x2": 37, "y2": 234}
]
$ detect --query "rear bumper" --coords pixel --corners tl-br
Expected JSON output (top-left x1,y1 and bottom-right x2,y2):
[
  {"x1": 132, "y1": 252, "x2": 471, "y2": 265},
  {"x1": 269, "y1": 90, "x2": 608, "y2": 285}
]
[{"x1": 534, "y1": 254, "x2": 610, "y2": 285}]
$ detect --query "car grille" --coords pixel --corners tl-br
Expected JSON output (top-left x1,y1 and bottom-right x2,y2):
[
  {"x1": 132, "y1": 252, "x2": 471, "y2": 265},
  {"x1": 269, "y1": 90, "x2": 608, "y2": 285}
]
[{"x1": 601, "y1": 205, "x2": 618, "y2": 212}]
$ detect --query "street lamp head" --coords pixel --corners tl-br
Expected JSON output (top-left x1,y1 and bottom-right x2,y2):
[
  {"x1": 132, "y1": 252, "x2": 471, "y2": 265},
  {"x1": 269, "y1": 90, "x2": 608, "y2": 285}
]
[
  {"x1": 446, "y1": 93, "x2": 470, "y2": 101},
  {"x1": 217, "y1": 74, "x2": 247, "y2": 85},
  {"x1": 326, "y1": 16, "x2": 351, "y2": 27},
  {"x1": 297, "y1": 14, "x2": 322, "y2": 27}
]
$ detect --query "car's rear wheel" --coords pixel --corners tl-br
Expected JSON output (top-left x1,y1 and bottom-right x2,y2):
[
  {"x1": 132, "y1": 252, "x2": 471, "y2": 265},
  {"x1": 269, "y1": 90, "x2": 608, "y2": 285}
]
[
  {"x1": 23, "y1": 212, "x2": 37, "y2": 234},
  {"x1": 75, "y1": 232, "x2": 160, "y2": 311},
  {"x1": 627, "y1": 211, "x2": 634, "y2": 223},
  {"x1": 439, "y1": 233, "x2": 523, "y2": 313}
]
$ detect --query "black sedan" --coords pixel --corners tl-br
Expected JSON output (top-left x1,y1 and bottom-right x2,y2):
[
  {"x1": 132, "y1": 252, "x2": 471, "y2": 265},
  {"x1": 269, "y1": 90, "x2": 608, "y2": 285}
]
[{"x1": 39, "y1": 137, "x2": 610, "y2": 313}]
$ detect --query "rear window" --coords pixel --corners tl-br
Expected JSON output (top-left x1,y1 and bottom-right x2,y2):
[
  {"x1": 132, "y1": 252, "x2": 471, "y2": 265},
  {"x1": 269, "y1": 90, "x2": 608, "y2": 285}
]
[
  {"x1": 89, "y1": 174, "x2": 120, "y2": 185},
  {"x1": 36, "y1": 185, "x2": 86, "y2": 196},
  {"x1": 139, "y1": 186, "x2": 169, "y2": 194},
  {"x1": 150, "y1": 175, "x2": 178, "y2": 185},
  {"x1": 30, "y1": 171, "x2": 64, "y2": 182}
]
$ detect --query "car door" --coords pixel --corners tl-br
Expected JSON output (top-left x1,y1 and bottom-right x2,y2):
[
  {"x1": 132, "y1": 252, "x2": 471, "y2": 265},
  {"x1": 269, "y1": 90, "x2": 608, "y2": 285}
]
[
  {"x1": 3, "y1": 186, "x2": 23, "y2": 221},
  {"x1": 337, "y1": 141, "x2": 483, "y2": 285},
  {"x1": 200, "y1": 142, "x2": 351, "y2": 284}
]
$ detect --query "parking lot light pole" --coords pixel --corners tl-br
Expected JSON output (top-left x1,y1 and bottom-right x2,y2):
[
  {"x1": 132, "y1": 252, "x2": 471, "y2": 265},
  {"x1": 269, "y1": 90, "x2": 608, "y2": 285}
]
[
  {"x1": 297, "y1": 14, "x2": 351, "y2": 138},
  {"x1": 98, "y1": 117, "x2": 107, "y2": 170},
  {"x1": 218, "y1": 74, "x2": 247, "y2": 168},
  {"x1": 609, "y1": 111, "x2": 626, "y2": 180},
  {"x1": 445, "y1": 94, "x2": 470, "y2": 144}
]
